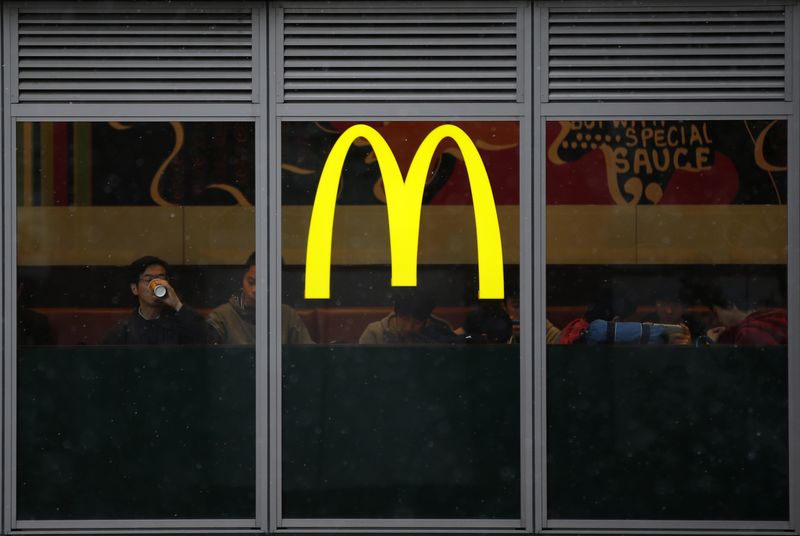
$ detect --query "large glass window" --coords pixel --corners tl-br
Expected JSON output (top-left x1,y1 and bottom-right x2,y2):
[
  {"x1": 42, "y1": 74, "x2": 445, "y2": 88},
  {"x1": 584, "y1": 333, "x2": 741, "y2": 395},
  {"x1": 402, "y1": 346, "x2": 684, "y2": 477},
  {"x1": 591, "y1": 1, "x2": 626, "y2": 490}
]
[
  {"x1": 545, "y1": 119, "x2": 788, "y2": 520},
  {"x1": 280, "y1": 120, "x2": 521, "y2": 520},
  {"x1": 15, "y1": 121, "x2": 256, "y2": 520}
]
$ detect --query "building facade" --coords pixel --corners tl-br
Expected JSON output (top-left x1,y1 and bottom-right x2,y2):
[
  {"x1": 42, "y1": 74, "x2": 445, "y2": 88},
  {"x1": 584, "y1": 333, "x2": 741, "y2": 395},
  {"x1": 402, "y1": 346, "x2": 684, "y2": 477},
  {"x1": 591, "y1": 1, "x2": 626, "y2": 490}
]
[{"x1": 1, "y1": 1, "x2": 799, "y2": 534}]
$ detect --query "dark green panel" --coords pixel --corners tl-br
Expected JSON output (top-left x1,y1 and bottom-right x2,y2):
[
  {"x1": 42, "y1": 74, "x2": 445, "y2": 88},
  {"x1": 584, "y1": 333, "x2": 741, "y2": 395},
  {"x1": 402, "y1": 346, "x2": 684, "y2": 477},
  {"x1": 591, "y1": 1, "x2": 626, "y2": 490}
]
[
  {"x1": 18, "y1": 346, "x2": 255, "y2": 520},
  {"x1": 547, "y1": 345, "x2": 788, "y2": 520},
  {"x1": 282, "y1": 344, "x2": 520, "y2": 519}
]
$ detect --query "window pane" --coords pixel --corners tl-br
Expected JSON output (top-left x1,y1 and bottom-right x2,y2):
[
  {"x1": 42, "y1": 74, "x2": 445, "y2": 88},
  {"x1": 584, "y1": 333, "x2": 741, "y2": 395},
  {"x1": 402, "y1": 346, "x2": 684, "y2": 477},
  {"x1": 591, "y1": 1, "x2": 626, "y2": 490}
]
[
  {"x1": 281, "y1": 121, "x2": 521, "y2": 519},
  {"x1": 16, "y1": 121, "x2": 256, "y2": 519},
  {"x1": 545, "y1": 119, "x2": 788, "y2": 520}
]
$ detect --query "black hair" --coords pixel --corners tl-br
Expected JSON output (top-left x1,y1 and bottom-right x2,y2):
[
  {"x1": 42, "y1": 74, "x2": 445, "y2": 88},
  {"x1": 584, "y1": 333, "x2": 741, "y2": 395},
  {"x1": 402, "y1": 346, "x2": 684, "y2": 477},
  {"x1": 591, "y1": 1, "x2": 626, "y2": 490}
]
[
  {"x1": 128, "y1": 256, "x2": 169, "y2": 285},
  {"x1": 393, "y1": 287, "x2": 436, "y2": 322},
  {"x1": 246, "y1": 251, "x2": 256, "y2": 270}
]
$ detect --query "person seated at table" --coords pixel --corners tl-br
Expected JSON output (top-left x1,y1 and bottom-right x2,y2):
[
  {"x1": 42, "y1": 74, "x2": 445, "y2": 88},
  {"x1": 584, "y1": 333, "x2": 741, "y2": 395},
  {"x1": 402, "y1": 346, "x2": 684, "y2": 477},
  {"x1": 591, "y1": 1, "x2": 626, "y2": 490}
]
[
  {"x1": 639, "y1": 278, "x2": 700, "y2": 345},
  {"x1": 359, "y1": 287, "x2": 455, "y2": 344},
  {"x1": 545, "y1": 319, "x2": 561, "y2": 345},
  {"x1": 207, "y1": 252, "x2": 313, "y2": 345},
  {"x1": 703, "y1": 282, "x2": 787, "y2": 346},
  {"x1": 458, "y1": 300, "x2": 514, "y2": 344},
  {"x1": 104, "y1": 255, "x2": 206, "y2": 345},
  {"x1": 558, "y1": 282, "x2": 688, "y2": 345}
]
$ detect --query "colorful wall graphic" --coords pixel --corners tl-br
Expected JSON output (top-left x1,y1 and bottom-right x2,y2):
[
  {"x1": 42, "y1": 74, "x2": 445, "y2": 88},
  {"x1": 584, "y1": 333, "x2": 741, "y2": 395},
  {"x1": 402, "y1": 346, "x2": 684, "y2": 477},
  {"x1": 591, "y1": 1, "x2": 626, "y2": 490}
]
[
  {"x1": 17, "y1": 122, "x2": 255, "y2": 207},
  {"x1": 282, "y1": 121, "x2": 520, "y2": 206},
  {"x1": 546, "y1": 120, "x2": 787, "y2": 205}
]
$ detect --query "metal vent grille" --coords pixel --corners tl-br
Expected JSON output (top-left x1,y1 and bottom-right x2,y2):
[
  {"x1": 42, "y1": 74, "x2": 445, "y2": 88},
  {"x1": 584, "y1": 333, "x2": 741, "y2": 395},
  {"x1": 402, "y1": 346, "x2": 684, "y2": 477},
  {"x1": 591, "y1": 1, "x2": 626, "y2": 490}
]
[
  {"x1": 280, "y1": 7, "x2": 522, "y2": 102},
  {"x1": 547, "y1": 7, "x2": 787, "y2": 101},
  {"x1": 15, "y1": 7, "x2": 255, "y2": 103}
]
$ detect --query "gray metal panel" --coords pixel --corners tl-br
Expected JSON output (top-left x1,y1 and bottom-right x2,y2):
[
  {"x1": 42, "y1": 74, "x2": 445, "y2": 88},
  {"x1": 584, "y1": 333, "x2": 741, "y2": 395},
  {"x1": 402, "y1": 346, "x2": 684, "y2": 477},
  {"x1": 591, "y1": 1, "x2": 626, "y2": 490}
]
[
  {"x1": 9, "y1": 102, "x2": 261, "y2": 119},
  {"x1": 15, "y1": 519, "x2": 258, "y2": 530},
  {"x1": 788, "y1": 3, "x2": 799, "y2": 533},
  {"x1": 3, "y1": 2, "x2": 266, "y2": 532},
  {"x1": 0, "y1": 4, "x2": 5, "y2": 534},
  {"x1": 282, "y1": 47, "x2": 517, "y2": 57},
  {"x1": 12, "y1": 2, "x2": 256, "y2": 104},
  {"x1": 16, "y1": 92, "x2": 254, "y2": 102},
  {"x1": 546, "y1": 4, "x2": 788, "y2": 102},
  {"x1": 546, "y1": 520, "x2": 792, "y2": 531},
  {"x1": 254, "y1": 3, "x2": 268, "y2": 531},
  {"x1": 266, "y1": 4, "x2": 281, "y2": 533},
  {"x1": 19, "y1": 59, "x2": 254, "y2": 68},
  {"x1": 538, "y1": 3, "x2": 798, "y2": 534},
  {"x1": 2, "y1": 6, "x2": 15, "y2": 532},
  {"x1": 284, "y1": 58, "x2": 518, "y2": 67},
  {"x1": 519, "y1": 3, "x2": 533, "y2": 532},
  {"x1": 275, "y1": 102, "x2": 526, "y2": 118},
  {"x1": 274, "y1": 2, "x2": 530, "y2": 528},
  {"x1": 540, "y1": 100, "x2": 793, "y2": 117},
  {"x1": 549, "y1": 69, "x2": 786, "y2": 78},
  {"x1": 545, "y1": 91, "x2": 787, "y2": 101},
  {"x1": 279, "y1": 518, "x2": 523, "y2": 530},
  {"x1": 550, "y1": 57, "x2": 786, "y2": 66},
  {"x1": 277, "y1": 2, "x2": 523, "y2": 103},
  {"x1": 532, "y1": 5, "x2": 548, "y2": 532},
  {"x1": 787, "y1": 2, "x2": 794, "y2": 101}
]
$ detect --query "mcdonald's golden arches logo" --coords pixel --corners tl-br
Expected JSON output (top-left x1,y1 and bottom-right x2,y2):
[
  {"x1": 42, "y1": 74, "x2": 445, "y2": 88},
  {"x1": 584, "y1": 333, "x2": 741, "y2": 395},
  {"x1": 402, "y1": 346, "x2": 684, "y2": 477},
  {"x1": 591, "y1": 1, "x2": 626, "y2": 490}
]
[{"x1": 305, "y1": 124, "x2": 504, "y2": 300}]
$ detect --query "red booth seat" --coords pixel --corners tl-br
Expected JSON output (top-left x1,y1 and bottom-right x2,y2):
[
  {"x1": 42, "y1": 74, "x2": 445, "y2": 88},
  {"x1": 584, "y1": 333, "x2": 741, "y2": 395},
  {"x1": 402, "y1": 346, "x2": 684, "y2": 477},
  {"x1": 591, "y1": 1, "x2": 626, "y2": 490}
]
[
  {"x1": 32, "y1": 306, "x2": 476, "y2": 346},
  {"x1": 32, "y1": 305, "x2": 708, "y2": 346}
]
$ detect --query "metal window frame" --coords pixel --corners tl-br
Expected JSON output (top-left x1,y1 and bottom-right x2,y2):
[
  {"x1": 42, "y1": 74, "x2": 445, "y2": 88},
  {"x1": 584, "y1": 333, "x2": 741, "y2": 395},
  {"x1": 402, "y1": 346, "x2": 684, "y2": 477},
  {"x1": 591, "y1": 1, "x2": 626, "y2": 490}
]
[
  {"x1": 1, "y1": 2, "x2": 270, "y2": 533},
  {"x1": 269, "y1": 114, "x2": 533, "y2": 532},
  {"x1": 268, "y1": 114, "x2": 531, "y2": 534},
  {"x1": 532, "y1": 1, "x2": 800, "y2": 534},
  {"x1": 267, "y1": 4, "x2": 533, "y2": 533},
  {"x1": 2, "y1": 118, "x2": 265, "y2": 534}
]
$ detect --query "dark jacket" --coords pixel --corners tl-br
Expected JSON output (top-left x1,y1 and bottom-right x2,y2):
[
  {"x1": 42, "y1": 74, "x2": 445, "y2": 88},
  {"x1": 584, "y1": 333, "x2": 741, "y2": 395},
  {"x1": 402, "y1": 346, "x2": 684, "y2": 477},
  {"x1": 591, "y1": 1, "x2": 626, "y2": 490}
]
[
  {"x1": 718, "y1": 309, "x2": 788, "y2": 346},
  {"x1": 104, "y1": 306, "x2": 207, "y2": 345}
]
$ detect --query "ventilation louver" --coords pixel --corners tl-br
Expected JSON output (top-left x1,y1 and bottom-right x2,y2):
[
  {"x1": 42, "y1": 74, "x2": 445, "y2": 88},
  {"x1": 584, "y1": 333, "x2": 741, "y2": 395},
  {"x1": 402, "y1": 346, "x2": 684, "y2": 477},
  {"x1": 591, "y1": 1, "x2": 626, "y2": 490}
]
[
  {"x1": 15, "y1": 7, "x2": 255, "y2": 103},
  {"x1": 280, "y1": 6, "x2": 522, "y2": 102},
  {"x1": 547, "y1": 7, "x2": 787, "y2": 101}
]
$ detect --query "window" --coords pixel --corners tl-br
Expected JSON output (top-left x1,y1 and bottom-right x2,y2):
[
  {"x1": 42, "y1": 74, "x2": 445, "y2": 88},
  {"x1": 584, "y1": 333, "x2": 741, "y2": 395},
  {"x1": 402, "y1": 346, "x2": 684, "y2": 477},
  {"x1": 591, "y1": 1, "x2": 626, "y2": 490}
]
[
  {"x1": 15, "y1": 121, "x2": 257, "y2": 523},
  {"x1": 545, "y1": 119, "x2": 788, "y2": 523},
  {"x1": 278, "y1": 120, "x2": 523, "y2": 525}
]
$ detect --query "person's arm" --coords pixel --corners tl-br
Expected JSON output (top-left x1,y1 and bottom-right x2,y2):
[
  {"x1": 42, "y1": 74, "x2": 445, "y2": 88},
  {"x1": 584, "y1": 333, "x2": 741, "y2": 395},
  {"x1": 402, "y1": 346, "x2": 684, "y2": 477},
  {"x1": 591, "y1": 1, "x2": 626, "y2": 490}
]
[
  {"x1": 545, "y1": 319, "x2": 561, "y2": 345},
  {"x1": 206, "y1": 308, "x2": 226, "y2": 345},
  {"x1": 733, "y1": 326, "x2": 780, "y2": 346},
  {"x1": 283, "y1": 306, "x2": 314, "y2": 344},
  {"x1": 175, "y1": 305, "x2": 208, "y2": 344},
  {"x1": 667, "y1": 323, "x2": 691, "y2": 345},
  {"x1": 358, "y1": 323, "x2": 379, "y2": 344}
]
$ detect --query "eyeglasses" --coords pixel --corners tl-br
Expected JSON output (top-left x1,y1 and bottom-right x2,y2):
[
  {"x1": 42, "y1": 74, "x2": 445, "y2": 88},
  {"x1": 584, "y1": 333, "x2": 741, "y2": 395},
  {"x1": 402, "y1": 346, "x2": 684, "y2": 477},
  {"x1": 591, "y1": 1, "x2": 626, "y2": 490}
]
[{"x1": 139, "y1": 274, "x2": 168, "y2": 283}]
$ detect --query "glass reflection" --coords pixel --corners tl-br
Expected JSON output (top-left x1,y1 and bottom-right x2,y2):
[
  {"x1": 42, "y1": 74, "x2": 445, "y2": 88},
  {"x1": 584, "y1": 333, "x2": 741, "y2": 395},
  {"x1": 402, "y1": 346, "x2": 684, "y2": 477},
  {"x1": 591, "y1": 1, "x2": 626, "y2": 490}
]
[
  {"x1": 281, "y1": 120, "x2": 521, "y2": 519},
  {"x1": 15, "y1": 121, "x2": 256, "y2": 520},
  {"x1": 545, "y1": 119, "x2": 788, "y2": 521}
]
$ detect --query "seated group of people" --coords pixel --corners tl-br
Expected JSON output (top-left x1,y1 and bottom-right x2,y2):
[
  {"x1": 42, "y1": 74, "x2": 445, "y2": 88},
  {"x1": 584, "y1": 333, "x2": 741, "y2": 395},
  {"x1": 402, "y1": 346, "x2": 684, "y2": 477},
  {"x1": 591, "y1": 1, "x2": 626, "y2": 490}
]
[
  {"x1": 20, "y1": 256, "x2": 787, "y2": 348},
  {"x1": 101, "y1": 254, "x2": 520, "y2": 346},
  {"x1": 547, "y1": 282, "x2": 787, "y2": 347},
  {"x1": 359, "y1": 287, "x2": 520, "y2": 345},
  {"x1": 102, "y1": 254, "x2": 311, "y2": 346},
  {"x1": 18, "y1": 253, "x2": 521, "y2": 347}
]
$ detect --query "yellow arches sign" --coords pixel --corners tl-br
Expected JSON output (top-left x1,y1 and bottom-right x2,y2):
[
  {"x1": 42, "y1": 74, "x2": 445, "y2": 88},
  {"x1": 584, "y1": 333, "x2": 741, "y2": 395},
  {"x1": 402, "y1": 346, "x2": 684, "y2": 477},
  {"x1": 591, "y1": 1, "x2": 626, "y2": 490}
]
[{"x1": 304, "y1": 124, "x2": 504, "y2": 300}]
